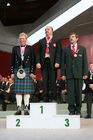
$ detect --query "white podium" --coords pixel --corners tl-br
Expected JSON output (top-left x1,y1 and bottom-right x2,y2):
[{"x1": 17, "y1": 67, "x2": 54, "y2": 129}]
[
  {"x1": 30, "y1": 103, "x2": 56, "y2": 118},
  {"x1": 6, "y1": 103, "x2": 80, "y2": 129}
]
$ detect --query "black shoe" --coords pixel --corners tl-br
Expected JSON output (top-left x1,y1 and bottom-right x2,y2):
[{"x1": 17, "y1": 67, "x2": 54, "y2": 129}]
[
  {"x1": 24, "y1": 105, "x2": 29, "y2": 115},
  {"x1": 24, "y1": 110, "x2": 29, "y2": 115},
  {"x1": 69, "y1": 112, "x2": 75, "y2": 115},
  {"x1": 85, "y1": 115, "x2": 91, "y2": 119},
  {"x1": 43, "y1": 97, "x2": 49, "y2": 102},
  {"x1": 15, "y1": 106, "x2": 21, "y2": 115},
  {"x1": 49, "y1": 99, "x2": 56, "y2": 102},
  {"x1": 52, "y1": 99, "x2": 56, "y2": 103},
  {"x1": 75, "y1": 112, "x2": 82, "y2": 118}
]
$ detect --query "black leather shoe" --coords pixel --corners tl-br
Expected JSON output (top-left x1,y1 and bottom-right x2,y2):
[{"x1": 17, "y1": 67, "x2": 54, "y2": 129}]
[
  {"x1": 69, "y1": 112, "x2": 75, "y2": 115},
  {"x1": 24, "y1": 105, "x2": 29, "y2": 115},
  {"x1": 43, "y1": 97, "x2": 49, "y2": 102},
  {"x1": 49, "y1": 99, "x2": 56, "y2": 102},
  {"x1": 24, "y1": 110, "x2": 29, "y2": 115},
  {"x1": 85, "y1": 115, "x2": 91, "y2": 119},
  {"x1": 75, "y1": 112, "x2": 82, "y2": 118},
  {"x1": 15, "y1": 106, "x2": 21, "y2": 115}
]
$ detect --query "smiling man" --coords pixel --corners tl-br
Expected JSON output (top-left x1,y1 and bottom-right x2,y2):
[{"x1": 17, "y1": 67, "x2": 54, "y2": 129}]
[
  {"x1": 36, "y1": 26, "x2": 61, "y2": 102},
  {"x1": 61, "y1": 33, "x2": 88, "y2": 117},
  {"x1": 11, "y1": 32, "x2": 36, "y2": 115}
]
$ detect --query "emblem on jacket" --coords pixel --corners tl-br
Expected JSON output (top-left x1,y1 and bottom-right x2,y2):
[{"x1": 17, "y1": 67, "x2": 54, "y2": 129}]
[{"x1": 53, "y1": 43, "x2": 56, "y2": 47}]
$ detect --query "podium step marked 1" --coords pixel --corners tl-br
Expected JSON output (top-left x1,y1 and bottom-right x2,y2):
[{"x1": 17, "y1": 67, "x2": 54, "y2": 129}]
[{"x1": 6, "y1": 103, "x2": 80, "y2": 129}]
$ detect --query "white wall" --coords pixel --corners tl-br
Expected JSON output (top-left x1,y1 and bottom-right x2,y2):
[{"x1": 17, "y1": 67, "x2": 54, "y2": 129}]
[{"x1": 0, "y1": 21, "x2": 23, "y2": 52}]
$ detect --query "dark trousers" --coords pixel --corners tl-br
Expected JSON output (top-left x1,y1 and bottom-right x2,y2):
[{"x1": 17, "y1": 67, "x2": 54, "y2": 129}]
[
  {"x1": 86, "y1": 92, "x2": 93, "y2": 117},
  {"x1": 67, "y1": 79, "x2": 83, "y2": 113},
  {"x1": 0, "y1": 91, "x2": 7, "y2": 111},
  {"x1": 41, "y1": 58, "x2": 57, "y2": 101}
]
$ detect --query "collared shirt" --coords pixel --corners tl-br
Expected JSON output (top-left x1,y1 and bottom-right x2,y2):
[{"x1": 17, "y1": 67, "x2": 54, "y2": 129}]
[
  {"x1": 45, "y1": 36, "x2": 53, "y2": 58},
  {"x1": 71, "y1": 43, "x2": 78, "y2": 52},
  {"x1": 46, "y1": 35, "x2": 53, "y2": 41},
  {"x1": 20, "y1": 44, "x2": 27, "y2": 61}
]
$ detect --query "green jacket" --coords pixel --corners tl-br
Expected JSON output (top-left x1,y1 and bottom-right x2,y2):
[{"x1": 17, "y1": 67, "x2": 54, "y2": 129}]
[{"x1": 61, "y1": 45, "x2": 88, "y2": 79}]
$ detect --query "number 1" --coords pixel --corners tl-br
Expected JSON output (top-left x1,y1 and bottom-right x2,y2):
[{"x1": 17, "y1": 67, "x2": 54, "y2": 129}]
[{"x1": 40, "y1": 105, "x2": 43, "y2": 114}]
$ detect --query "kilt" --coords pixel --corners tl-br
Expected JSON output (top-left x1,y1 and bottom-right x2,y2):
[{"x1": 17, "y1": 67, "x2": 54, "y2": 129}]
[{"x1": 14, "y1": 68, "x2": 34, "y2": 94}]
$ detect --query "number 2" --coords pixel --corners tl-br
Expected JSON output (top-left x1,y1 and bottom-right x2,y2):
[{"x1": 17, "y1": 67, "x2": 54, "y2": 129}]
[{"x1": 16, "y1": 119, "x2": 20, "y2": 127}]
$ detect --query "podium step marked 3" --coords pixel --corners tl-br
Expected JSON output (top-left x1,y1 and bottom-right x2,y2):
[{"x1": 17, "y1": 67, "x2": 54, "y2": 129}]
[{"x1": 6, "y1": 103, "x2": 80, "y2": 129}]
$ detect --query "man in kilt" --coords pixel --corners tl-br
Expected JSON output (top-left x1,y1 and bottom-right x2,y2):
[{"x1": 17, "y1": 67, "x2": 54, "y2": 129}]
[{"x1": 11, "y1": 33, "x2": 36, "y2": 115}]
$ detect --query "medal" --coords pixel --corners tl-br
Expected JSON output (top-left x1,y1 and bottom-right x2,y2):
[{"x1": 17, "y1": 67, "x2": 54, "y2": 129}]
[
  {"x1": 74, "y1": 54, "x2": 77, "y2": 57},
  {"x1": 17, "y1": 45, "x2": 27, "y2": 79}
]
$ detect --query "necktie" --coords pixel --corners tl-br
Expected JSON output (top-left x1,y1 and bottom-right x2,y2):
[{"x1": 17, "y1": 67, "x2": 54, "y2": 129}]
[
  {"x1": 46, "y1": 37, "x2": 50, "y2": 54},
  {"x1": 72, "y1": 45, "x2": 75, "y2": 56}
]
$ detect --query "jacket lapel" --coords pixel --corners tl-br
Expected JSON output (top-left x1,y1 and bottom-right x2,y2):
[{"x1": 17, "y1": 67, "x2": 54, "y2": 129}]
[
  {"x1": 17, "y1": 46, "x2": 21, "y2": 58},
  {"x1": 43, "y1": 38, "x2": 47, "y2": 52},
  {"x1": 77, "y1": 45, "x2": 81, "y2": 53},
  {"x1": 49, "y1": 37, "x2": 55, "y2": 53},
  {"x1": 68, "y1": 45, "x2": 73, "y2": 58},
  {"x1": 24, "y1": 45, "x2": 29, "y2": 58},
  {"x1": 17, "y1": 45, "x2": 29, "y2": 59}
]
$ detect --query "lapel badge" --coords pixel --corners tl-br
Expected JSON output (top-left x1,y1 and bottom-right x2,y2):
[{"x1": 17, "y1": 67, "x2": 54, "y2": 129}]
[
  {"x1": 79, "y1": 54, "x2": 82, "y2": 57},
  {"x1": 53, "y1": 43, "x2": 56, "y2": 47}
]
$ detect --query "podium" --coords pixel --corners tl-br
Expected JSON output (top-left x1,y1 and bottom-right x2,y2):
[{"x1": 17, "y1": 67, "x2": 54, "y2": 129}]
[{"x1": 6, "y1": 103, "x2": 80, "y2": 129}]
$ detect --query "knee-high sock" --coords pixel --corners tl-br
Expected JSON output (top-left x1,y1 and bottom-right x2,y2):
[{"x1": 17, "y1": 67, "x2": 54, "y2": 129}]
[
  {"x1": 24, "y1": 94, "x2": 30, "y2": 107},
  {"x1": 16, "y1": 94, "x2": 22, "y2": 107}
]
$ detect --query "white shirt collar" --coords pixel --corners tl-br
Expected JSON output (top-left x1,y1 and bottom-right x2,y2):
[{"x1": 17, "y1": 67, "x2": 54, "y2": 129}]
[
  {"x1": 71, "y1": 43, "x2": 77, "y2": 47},
  {"x1": 46, "y1": 35, "x2": 53, "y2": 40},
  {"x1": 71, "y1": 43, "x2": 78, "y2": 51}
]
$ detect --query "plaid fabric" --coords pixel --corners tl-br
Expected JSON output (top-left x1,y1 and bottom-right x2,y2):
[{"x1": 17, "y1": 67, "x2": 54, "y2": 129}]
[{"x1": 14, "y1": 68, "x2": 34, "y2": 94}]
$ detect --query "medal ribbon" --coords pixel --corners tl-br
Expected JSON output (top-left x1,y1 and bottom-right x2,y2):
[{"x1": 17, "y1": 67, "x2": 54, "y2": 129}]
[
  {"x1": 20, "y1": 44, "x2": 27, "y2": 54},
  {"x1": 20, "y1": 44, "x2": 27, "y2": 61},
  {"x1": 71, "y1": 45, "x2": 77, "y2": 56},
  {"x1": 46, "y1": 36, "x2": 53, "y2": 54}
]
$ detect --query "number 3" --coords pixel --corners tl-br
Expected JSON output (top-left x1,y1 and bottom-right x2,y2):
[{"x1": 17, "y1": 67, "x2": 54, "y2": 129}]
[{"x1": 65, "y1": 118, "x2": 70, "y2": 127}]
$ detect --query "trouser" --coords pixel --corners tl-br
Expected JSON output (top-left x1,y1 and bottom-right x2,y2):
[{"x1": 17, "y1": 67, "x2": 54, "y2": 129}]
[
  {"x1": 86, "y1": 92, "x2": 93, "y2": 117},
  {"x1": 67, "y1": 79, "x2": 83, "y2": 113},
  {"x1": 0, "y1": 91, "x2": 7, "y2": 111},
  {"x1": 41, "y1": 58, "x2": 57, "y2": 100},
  {"x1": 16, "y1": 94, "x2": 30, "y2": 107}
]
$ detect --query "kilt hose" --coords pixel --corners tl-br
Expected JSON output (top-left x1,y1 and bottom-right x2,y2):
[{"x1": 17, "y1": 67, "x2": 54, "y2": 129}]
[{"x1": 14, "y1": 68, "x2": 35, "y2": 94}]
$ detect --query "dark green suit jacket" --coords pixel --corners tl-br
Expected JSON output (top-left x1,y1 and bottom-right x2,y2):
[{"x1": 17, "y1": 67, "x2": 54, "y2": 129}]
[{"x1": 61, "y1": 45, "x2": 88, "y2": 79}]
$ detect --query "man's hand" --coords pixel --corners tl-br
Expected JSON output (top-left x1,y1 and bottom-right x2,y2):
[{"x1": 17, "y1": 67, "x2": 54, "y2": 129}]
[
  {"x1": 89, "y1": 84, "x2": 93, "y2": 90},
  {"x1": 61, "y1": 76, "x2": 66, "y2": 81},
  {"x1": 11, "y1": 74, "x2": 15, "y2": 79},
  {"x1": 83, "y1": 75, "x2": 88, "y2": 80},
  {"x1": 55, "y1": 63, "x2": 60, "y2": 68},
  {"x1": 36, "y1": 63, "x2": 41, "y2": 69},
  {"x1": 30, "y1": 73, "x2": 36, "y2": 80}
]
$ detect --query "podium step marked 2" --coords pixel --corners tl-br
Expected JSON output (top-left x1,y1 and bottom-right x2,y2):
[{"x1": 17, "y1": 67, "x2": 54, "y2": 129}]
[{"x1": 6, "y1": 103, "x2": 80, "y2": 129}]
